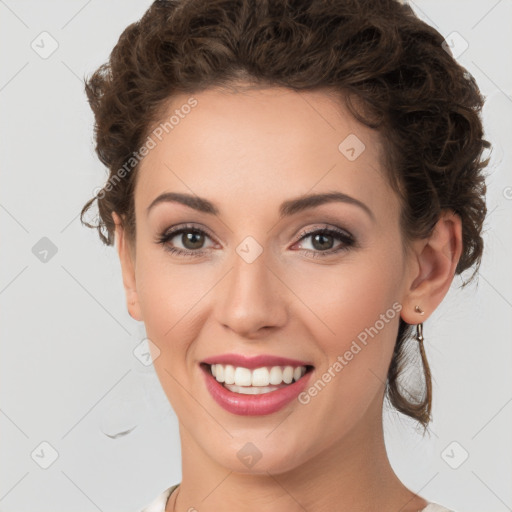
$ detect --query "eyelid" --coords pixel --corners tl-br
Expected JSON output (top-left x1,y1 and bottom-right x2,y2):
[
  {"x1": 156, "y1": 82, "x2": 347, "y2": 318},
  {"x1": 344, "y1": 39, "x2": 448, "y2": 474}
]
[
  {"x1": 159, "y1": 222, "x2": 218, "y2": 242},
  {"x1": 157, "y1": 223, "x2": 353, "y2": 245},
  {"x1": 292, "y1": 224, "x2": 354, "y2": 245},
  {"x1": 156, "y1": 221, "x2": 357, "y2": 258}
]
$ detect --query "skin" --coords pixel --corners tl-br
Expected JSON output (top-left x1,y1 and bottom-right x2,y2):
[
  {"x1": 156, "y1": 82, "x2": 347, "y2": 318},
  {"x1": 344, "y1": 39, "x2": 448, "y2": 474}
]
[{"x1": 112, "y1": 85, "x2": 462, "y2": 512}]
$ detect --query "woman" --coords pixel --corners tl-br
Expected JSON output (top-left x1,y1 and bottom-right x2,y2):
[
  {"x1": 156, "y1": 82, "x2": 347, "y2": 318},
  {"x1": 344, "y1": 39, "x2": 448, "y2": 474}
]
[{"x1": 81, "y1": 0, "x2": 490, "y2": 510}]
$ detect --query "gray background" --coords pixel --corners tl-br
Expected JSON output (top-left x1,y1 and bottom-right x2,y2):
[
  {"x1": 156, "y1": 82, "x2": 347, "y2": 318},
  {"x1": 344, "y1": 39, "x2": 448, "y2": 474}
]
[{"x1": 0, "y1": 1, "x2": 511, "y2": 511}]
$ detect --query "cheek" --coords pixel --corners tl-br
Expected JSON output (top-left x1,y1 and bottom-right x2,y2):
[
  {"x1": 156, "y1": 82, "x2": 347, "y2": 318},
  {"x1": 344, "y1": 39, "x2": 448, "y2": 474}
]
[
  {"x1": 134, "y1": 252, "x2": 224, "y2": 405},
  {"x1": 134, "y1": 255, "x2": 210, "y2": 409},
  {"x1": 135, "y1": 249, "x2": 210, "y2": 337},
  {"x1": 292, "y1": 244, "x2": 403, "y2": 408},
  {"x1": 290, "y1": 249, "x2": 402, "y2": 351}
]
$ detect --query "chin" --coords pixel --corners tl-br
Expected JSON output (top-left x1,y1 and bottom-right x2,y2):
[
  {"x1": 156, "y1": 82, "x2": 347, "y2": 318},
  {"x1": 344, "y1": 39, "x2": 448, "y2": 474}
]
[{"x1": 202, "y1": 436, "x2": 310, "y2": 475}]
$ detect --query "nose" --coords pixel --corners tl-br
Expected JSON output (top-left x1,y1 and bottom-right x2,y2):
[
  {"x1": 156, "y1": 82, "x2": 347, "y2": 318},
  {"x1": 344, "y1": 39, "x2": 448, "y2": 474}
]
[{"x1": 213, "y1": 247, "x2": 289, "y2": 339}]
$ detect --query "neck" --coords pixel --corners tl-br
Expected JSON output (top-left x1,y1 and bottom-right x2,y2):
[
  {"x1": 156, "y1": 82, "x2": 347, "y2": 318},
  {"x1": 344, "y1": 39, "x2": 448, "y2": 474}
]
[{"x1": 168, "y1": 399, "x2": 428, "y2": 512}]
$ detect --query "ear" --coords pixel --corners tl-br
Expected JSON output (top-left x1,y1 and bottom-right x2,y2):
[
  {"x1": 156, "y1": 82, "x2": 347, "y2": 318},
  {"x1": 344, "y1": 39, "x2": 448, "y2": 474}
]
[
  {"x1": 112, "y1": 211, "x2": 143, "y2": 322},
  {"x1": 400, "y1": 209, "x2": 463, "y2": 324}
]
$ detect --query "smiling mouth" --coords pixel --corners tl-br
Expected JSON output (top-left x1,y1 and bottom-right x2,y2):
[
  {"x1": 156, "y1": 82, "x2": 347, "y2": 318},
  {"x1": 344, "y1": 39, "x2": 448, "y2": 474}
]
[{"x1": 200, "y1": 363, "x2": 314, "y2": 395}]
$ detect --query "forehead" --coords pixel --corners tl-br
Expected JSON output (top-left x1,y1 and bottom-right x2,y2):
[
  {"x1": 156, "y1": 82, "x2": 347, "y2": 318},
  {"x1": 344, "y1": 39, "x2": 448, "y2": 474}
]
[{"x1": 135, "y1": 86, "x2": 394, "y2": 217}]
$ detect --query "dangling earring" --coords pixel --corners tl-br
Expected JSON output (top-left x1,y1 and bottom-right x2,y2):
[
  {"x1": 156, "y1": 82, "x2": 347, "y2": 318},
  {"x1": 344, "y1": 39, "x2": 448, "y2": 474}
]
[
  {"x1": 416, "y1": 322, "x2": 424, "y2": 343},
  {"x1": 413, "y1": 305, "x2": 432, "y2": 424},
  {"x1": 415, "y1": 305, "x2": 424, "y2": 343}
]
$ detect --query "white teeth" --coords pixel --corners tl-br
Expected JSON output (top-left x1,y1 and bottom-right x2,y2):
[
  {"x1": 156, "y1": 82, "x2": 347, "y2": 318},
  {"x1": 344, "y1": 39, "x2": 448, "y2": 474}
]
[
  {"x1": 251, "y1": 367, "x2": 269, "y2": 386},
  {"x1": 223, "y1": 383, "x2": 282, "y2": 395},
  {"x1": 282, "y1": 366, "x2": 294, "y2": 384},
  {"x1": 224, "y1": 364, "x2": 235, "y2": 385},
  {"x1": 269, "y1": 366, "x2": 283, "y2": 385},
  {"x1": 234, "y1": 367, "x2": 252, "y2": 386},
  {"x1": 210, "y1": 364, "x2": 307, "y2": 386},
  {"x1": 215, "y1": 364, "x2": 224, "y2": 382}
]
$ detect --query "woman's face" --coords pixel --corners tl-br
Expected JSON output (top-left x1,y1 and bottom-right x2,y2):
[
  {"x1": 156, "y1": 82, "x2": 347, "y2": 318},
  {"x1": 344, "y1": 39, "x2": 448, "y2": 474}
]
[{"x1": 120, "y1": 85, "x2": 416, "y2": 473}]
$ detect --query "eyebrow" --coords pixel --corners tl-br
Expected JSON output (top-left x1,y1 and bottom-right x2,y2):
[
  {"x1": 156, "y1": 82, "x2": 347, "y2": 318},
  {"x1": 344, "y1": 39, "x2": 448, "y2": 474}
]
[{"x1": 146, "y1": 191, "x2": 374, "y2": 221}]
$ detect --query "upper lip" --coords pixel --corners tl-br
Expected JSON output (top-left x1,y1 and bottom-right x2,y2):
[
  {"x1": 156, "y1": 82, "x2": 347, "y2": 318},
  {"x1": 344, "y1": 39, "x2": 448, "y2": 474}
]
[{"x1": 201, "y1": 353, "x2": 314, "y2": 369}]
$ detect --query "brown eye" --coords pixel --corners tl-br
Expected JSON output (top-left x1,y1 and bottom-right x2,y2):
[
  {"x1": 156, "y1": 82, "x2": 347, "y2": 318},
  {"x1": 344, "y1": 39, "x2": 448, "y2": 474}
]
[
  {"x1": 310, "y1": 232, "x2": 335, "y2": 251},
  {"x1": 156, "y1": 224, "x2": 216, "y2": 257},
  {"x1": 294, "y1": 226, "x2": 355, "y2": 258},
  {"x1": 180, "y1": 230, "x2": 206, "y2": 250}
]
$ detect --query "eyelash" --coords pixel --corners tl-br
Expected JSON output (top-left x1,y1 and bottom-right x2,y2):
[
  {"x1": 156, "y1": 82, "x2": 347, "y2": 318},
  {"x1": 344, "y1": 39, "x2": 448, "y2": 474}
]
[{"x1": 155, "y1": 223, "x2": 355, "y2": 259}]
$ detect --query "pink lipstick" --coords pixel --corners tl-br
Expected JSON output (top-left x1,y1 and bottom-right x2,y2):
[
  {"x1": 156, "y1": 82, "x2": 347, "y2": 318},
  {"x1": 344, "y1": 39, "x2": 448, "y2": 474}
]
[{"x1": 200, "y1": 354, "x2": 314, "y2": 415}]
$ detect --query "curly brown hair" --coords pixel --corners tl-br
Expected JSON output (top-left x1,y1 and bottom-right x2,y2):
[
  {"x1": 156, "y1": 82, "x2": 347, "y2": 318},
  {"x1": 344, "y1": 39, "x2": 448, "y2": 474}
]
[{"x1": 80, "y1": 0, "x2": 490, "y2": 429}]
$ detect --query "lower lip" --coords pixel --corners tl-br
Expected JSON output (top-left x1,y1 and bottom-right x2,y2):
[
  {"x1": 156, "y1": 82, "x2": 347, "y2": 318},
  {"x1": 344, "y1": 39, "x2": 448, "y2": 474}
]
[{"x1": 201, "y1": 364, "x2": 313, "y2": 416}]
